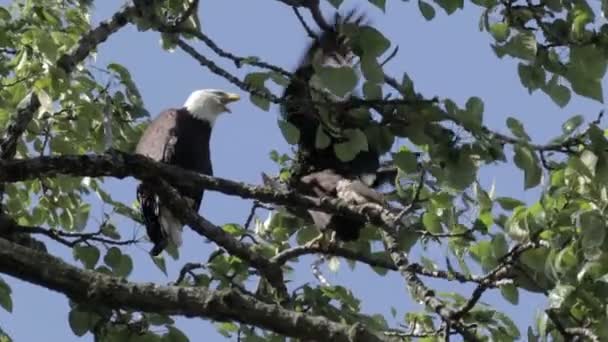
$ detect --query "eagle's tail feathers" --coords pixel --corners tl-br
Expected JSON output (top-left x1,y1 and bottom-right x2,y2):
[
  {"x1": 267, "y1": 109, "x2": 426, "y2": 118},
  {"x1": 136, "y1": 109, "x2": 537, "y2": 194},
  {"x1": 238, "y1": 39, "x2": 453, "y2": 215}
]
[{"x1": 160, "y1": 206, "x2": 184, "y2": 248}]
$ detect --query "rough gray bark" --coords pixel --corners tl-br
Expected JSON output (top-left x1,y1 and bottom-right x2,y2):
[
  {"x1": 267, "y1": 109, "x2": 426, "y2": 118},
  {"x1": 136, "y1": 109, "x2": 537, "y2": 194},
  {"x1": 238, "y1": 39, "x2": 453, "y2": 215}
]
[{"x1": 0, "y1": 236, "x2": 394, "y2": 342}]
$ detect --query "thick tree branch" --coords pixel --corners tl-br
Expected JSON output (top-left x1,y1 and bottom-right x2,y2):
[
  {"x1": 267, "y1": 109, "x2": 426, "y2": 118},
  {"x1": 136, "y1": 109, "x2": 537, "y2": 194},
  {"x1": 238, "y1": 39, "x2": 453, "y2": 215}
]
[
  {"x1": 0, "y1": 93, "x2": 40, "y2": 160},
  {"x1": 0, "y1": 152, "x2": 397, "y2": 228},
  {"x1": 381, "y1": 231, "x2": 481, "y2": 341},
  {"x1": 57, "y1": 5, "x2": 135, "y2": 73},
  {"x1": 0, "y1": 237, "x2": 395, "y2": 342},
  {"x1": 150, "y1": 178, "x2": 288, "y2": 299}
]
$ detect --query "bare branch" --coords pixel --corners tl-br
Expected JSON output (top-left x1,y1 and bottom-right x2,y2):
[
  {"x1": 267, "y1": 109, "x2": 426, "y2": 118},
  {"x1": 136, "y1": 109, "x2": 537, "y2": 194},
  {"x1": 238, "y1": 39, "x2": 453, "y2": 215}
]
[
  {"x1": 293, "y1": 7, "x2": 317, "y2": 39},
  {"x1": 57, "y1": 5, "x2": 135, "y2": 73},
  {"x1": 0, "y1": 237, "x2": 395, "y2": 342},
  {"x1": 381, "y1": 230, "x2": 481, "y2": 341},
  {"x1": 174, "y1": 262, "x2": 205, "y2": 285},
  {"x1": 176, "y1": 39, "x2": 282, "y2": 103},
  {"x1": 150, "y1": 178, "x2": 288, "y2": 299},
  {"x1": 0, "y1": 93, "x2": 40, "y2": 160},
  {"x1": 0, "y1": 152, "x2": 397, "y2": 229}
]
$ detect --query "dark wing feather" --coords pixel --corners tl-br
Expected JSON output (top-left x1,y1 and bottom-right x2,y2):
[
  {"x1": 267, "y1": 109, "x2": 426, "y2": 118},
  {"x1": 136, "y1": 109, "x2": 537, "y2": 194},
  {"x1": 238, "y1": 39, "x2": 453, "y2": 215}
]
[{"x1": 135, "y1": 109, "x2": 180, "y2": 256}]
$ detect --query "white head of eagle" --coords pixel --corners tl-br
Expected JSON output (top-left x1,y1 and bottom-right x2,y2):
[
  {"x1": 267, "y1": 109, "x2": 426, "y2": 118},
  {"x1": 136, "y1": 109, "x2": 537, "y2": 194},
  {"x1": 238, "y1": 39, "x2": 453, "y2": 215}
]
[{"x1": 135, "y1": 88, "x2": 241, "y2": 256}]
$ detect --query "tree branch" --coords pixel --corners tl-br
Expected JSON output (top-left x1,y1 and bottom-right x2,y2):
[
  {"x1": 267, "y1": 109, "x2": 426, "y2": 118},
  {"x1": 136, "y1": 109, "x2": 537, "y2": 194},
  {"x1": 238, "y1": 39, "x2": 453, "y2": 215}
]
[
  {"x1": 0, "y1": 237, "x2": 395, "y2": 342},
  {"x1": 0, "y1": 152, "x2": 397, "y2": 229},
  {"x1": 0, "y1": 93, "x2": 40, "y2": 160},
  {"x1": 56, "y1": 5, "x2": 135, "y2": 73},
  {"x1": 150, "y1": 177, "x2": 288, "y2": 299}
]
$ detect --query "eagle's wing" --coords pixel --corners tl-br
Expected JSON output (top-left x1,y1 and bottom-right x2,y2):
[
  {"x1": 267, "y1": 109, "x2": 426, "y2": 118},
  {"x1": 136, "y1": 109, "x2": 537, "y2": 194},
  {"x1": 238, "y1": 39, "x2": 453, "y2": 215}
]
[
  {"x1": 135, "y1": 109, "x2": 180, "y2": 256},
  {"x1": 135, "y1": 109, "x2": 179, "y2": 162}
]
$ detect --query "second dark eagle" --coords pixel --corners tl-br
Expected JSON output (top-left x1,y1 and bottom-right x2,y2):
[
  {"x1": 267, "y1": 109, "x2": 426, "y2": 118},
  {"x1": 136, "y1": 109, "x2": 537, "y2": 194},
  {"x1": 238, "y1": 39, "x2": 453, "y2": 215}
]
[{"x1": 281, "y1": 11, "x2": 388, "y2": 242}]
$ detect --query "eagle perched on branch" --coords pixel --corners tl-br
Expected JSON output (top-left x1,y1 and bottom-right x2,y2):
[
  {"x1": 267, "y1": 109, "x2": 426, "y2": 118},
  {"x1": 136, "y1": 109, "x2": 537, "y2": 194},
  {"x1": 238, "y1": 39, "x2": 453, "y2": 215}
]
[
  {"x1": 135, "y1": 89, "x2": 240, "y2": 256},
  {"x1": 282, "y1": 10, "x2": 388, "y2": 242}
]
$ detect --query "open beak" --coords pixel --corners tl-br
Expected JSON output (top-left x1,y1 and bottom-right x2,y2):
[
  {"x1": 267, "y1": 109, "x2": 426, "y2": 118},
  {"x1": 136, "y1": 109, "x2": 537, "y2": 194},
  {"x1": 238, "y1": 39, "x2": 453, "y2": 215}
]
[{"x1": 221, "y1": 92, "x2": 240, "y2": 113}]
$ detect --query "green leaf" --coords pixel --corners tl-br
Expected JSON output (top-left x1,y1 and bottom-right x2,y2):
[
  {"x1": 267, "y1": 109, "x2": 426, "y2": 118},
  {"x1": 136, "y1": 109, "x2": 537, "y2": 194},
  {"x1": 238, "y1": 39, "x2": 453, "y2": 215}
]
[
  {"x1": 543, "y1": 75, "x2": 571, "y2": 108},
  {"x1": 0, "y1": 278, "x2": 12, "y2": 313},
  {"x1": 165, "y1": 326, "x2": 189, "y2": 342},
  {"x1": 368, "y1": 0, "x2": 386, "y2": 11},
  {"x1": 333, "y1": 129, "x2": 368, "y2": 162},
  {"x1": 73, "y1": 245, "x2": 100, "y2": 269},
  {"x1": 489, "y1": 22, "x2": 510, "y2": 42},
  {"x1": 518, "y1": 63, "x2": 545, "y2": 92},
  {"x1": 500, "y1": 284, "x2": 519, "y2": 305},
  {"x1": 495, "y1": 312, "x2": 521, "y2": 338},
  {"x1": 422, "y1": 212, "x2": 443, "y2": 234},
  {"x1": 433, "y1": 0, "x2": 464, "y2": 14},
  {"x1": 296, "y1": 226, "x2": 320, "y2": 245},
  {"x1": 496, "y1": 197, "x2": 525, "y2": 210},
  {"x1": 513, "y1": 144, "x2": 542, "y2": 189},
  {"x1": 571, "y1": 5, "x2": 593, "y2": 37},
  {"x1": 570, "y1": 45, "x2": 606, "y2": 79},
  {"x1": 470, "y1": 240, "x2": 497, "y2": 271},
  {"x1": 354, "y1": 26, "x2": 391, "y2": 57},
  {"x1": 326, "y1": 0, "x2": 344, "y2": 8},
  {"x1": 222, "y1": 223, "x2": 245, "y2": 236},
  {"x1": 68, "y1": 308, "x2": 90, "y2": 337},
  {"x1": 500, "y1": 32, "x2": 537, "y2": 61},
  {"x1": 567, "y1": 70, "x2": 603, "y2": 102},
  {"x1": 365, "y1": 125, "x2": 394, "y2": 154},
  {"x1": 315, "y1": 126, "x2": 331, "y2": 149},
  {"x1": 418, "y1": 0, "x2": 436, "y2": 20},
  {"x1": 393, "y1": 150, "x2": 418, "y2": 173},
  {"x1": 460, "y1": 96, "x2": 484, "y2": 127},
  {"x1": 152, "y1": 255, "x2": 168, "y2": 276},
  {"x1": 580, "y1": 211, "x2": 606, "y2": 249},
  {"x1": 561, "y1": 115, "x2": 584, "y2": 135},
  {"x1": 361, "y1": 55, "x2": 384, "y2": 83},
  {"x1": 104, "y1": 247, "x2": 122, "y2": 269},
  {"x1": 492, "y1": 233, "x2": 508, "y2": 258},
  {"x1": 506, "y1": 117, "x2": 531, "y2": 141},
  {"x1": 317, "y1": 66, "x2": 358, "y2": 97},
  {"x1": 250, "y1": 95, "x2": 270, "y2": 111},
  {"x1": 104, "y1": 247, "x2": 133, "y2": 278},
  {"x1": 244, "y1": 72, "x2": 272, "y2": 110},
  {"x1": 363, "y1": 82, "x2": 382, "y2": 100},
  {"x1": 277, "y1": 120, "x2": 300, "y2": 145}
]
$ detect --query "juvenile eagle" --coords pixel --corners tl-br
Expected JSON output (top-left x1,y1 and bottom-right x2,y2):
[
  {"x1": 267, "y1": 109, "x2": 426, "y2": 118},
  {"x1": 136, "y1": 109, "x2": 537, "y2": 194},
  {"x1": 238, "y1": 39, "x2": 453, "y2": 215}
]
[{"x1": 135, "y1": 89, "x2": 240, "y2": 256}]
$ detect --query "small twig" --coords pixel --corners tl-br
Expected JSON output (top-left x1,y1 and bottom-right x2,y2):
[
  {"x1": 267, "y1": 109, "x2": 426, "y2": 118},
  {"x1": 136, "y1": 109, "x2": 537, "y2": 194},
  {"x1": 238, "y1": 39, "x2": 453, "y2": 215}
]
[
  {"x1": 451, "y1": 241, "x2": 542, "y2": 320},
  {"x1": 3, "y1": 222, "x2": 140, "y2": 248},
  {"x1": 293, "y1": 7, "x2": 317, "y2": 39},
  {"x1": 176, "y1": 39, "x2": 282, "y2": 103},
  {"x1": 174, "y1": 262, "x2": 205, "y2": 284},
  {"x1": 395, "y1": 170, "x2": 425, "y2": 222},
  {"x1": 244, "y1": 201, "x2": 262, "y2": 229},
  {"x1": 0, "y1": 73, "x2": 38, "y2": 90},
  {"x1": 380, "y1": 46, "x2": 399, "y2": 66},
  {"x1": 306, "y1": 0, "x2": 331, "y2": 31}
]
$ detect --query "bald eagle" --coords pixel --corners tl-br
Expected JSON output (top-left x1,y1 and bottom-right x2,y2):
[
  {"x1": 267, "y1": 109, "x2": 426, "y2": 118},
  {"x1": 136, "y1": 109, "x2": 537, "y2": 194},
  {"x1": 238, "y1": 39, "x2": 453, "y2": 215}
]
[
  {"x1": 282, "y1": 12, "x2": 384, "y2": 241},
  {"x1": 135, "y1": 89, "x2": 240, "y2": 256}
]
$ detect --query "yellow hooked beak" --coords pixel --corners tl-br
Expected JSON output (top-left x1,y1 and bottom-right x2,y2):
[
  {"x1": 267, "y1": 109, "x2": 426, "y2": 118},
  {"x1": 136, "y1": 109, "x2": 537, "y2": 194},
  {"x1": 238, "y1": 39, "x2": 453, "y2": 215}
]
[{"x1": 220, "y1": 92, "x2": 240, "y2": 113}]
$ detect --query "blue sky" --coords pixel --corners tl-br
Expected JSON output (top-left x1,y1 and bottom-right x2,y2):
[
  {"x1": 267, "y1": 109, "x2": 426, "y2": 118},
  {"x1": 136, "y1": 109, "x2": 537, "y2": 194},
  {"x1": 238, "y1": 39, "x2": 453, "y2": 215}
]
[{"x1": 1, "y1": 0, "x2": 606, "y2": 340}]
